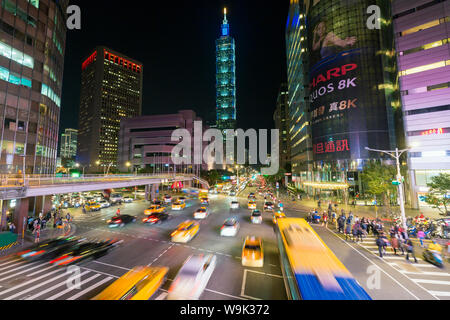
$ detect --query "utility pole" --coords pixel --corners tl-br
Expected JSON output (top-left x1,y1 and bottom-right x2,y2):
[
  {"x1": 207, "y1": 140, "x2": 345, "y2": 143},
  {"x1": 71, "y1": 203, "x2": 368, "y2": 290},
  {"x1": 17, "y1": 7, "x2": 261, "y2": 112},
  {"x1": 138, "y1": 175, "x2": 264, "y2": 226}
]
[{"x1": 365, "y1": 147, "x2": 410, "y2": 232}]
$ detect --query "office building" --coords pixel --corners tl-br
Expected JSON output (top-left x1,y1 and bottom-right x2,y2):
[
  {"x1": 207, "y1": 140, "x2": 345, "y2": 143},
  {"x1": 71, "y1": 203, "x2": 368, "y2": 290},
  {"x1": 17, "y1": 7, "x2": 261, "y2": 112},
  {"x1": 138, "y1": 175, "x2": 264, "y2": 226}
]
[
  {"x1": 216, "y1": 8, "x2": 236, "y2": 133},
  {"x1": 60, "y1": 128, "x2": 77, "y2": 159},
  {"x1": 0, "y1": 0, "x2": 69, "y2": 175},
  {"x1": 77, "y1": 46, "x2": 143, "y2": 173},
  {"x1": 273, "y1": 83, "x2": 291, "y2": 171},
  {"x1": 393, "y1": 0, "x2": 450, "y2": 208}
]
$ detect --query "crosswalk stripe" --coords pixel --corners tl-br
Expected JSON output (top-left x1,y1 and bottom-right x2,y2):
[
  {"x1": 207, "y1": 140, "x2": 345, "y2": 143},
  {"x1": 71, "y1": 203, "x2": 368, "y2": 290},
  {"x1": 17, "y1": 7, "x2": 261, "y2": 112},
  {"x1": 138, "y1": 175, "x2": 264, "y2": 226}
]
[
  {"x1": 4, "y1": 269, "x2": 71, "y2": 300},
  {"x1": 46, "y1": 274, "x2": 103, "y2": 300},
  {"x1": 0, "y1": 261, "x2": 40, "y2": 278},
  {"x1": 25, "y1": 271, "x2": 91, "y2": 300},
  {"x1": 413, "y1": 279, "x2": 450, "y2": 286},
  {"x1": 0, "y1": 268, "x2": 60, "y2": 297},
  {"x1": 400, "y1": 270, "x2": 450, "y2": 277},
  {"x1": 0, "y1": 259, "x2": 22, "y2": 268},
  {"x1": 0, "y1": 260, "x2": 27, "y2": 273},
  {"x1": 429, "y1": 291, "x2": 450, "y2": 297},
  {"x1": 66, "y1": 276, "x2": 113, "y2": 300},
  {"x1": 0, "y1": 262, "x2": 49, "y2": 282},
  {"x1": 383, "y1": 256, "x2": 423, "y2": 261},
  {"x1": 155, "y1": 292, "x2": 168, "y2": 300}
]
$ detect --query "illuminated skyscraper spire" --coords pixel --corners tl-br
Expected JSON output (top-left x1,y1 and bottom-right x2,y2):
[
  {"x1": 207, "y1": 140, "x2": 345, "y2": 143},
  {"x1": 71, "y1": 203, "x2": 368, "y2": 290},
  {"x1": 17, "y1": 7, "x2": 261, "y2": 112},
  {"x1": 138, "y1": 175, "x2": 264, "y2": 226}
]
[{"x1": 222, "y1": 7, "x2": 230, "y2": 37}]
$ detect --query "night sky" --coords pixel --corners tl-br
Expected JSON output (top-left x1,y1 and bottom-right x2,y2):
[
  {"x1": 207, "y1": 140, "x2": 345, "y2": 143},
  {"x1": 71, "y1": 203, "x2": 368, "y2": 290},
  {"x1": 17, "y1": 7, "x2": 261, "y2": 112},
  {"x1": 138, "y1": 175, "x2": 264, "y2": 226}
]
[{"x1": 60, "y1": 0, "x2": 289, "y2": 136}]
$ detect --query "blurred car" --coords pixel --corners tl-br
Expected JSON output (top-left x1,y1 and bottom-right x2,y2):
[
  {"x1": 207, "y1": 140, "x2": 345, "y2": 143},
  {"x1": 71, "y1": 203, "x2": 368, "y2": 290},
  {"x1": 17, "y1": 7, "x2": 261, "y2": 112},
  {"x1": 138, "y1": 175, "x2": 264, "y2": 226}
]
[
  {"x1": 272, "y1": 211, "x2": 286, "y2": 224},
  {"x1": 49, "y1": 239, "x2": 122, "y2": 267},
  {"x1": 229, "y1": 191, "x2": 236, "y2": 196},
  {"x1": 107, "y1": 214, "x2": 137, "y2": 228},
  {"x1": 93, "y1": 266, "x2": 169, "y2": 300},
  {"x1": 93, "y1": 193, "x2": 104, "y2": 202},
  {"x1": 17, "y1": 237, "x2": 80, "y2": 261},
  {"x1": 248, "y1": 193, "x2": 256, "y2": 199},
  {"x1": 230, "y1": 201, "x2": 239, "y2": 209},
  {"x1": 171, "y1": 220, "x2": 200, "y2": 243},
  {"x1": 144, "y1": 205, "x2": 165, "y2": 215},
  {"x1": 436, "y1": 218, "x2": 450, "y2": 239},
  {"x1": 110, "y1": 193, "x2": 123, "y2": 204},
  {"x1": 151, "y1": 199, "x2": 163, "y2": 206},
  {"x1": 248, "y1": 200, "x2": 257, "y2": 210},
  {"x1": 142, "y1": 212, "x2": 171, "y2": 225},
  {"x1": 251, "y1": 210, "x2": 263, "y2": 224},
  {"x1": 200, "y1": 197, "x2": 209, "y2": 205},
  {"x1": 164, "y1": 195, "x2": 173, "y2": 204},
  {"x1": 220, "y1": 218, "x2": 240, "y2": 237},
  {"x1": 193, "y1": 207, "x2": 209, "y2": 220},
  {"x1": 264, "y1": 201, "x2": 274, "y2": 212},
  {"x1": 123, "y1": 197, "x2": 133, "y2": 203},
  {"x1": 242, "y1": 236, "x2": 264, "y2": 267},
  {"x1": 167, "y1": 254, "x2": 217, "y2": 300},
  {"x1": 99, "y1": 200, "x2": 111, "y2": 208},
  {"x1": 172, "y1": 201, "x2": 186, "y2": 211},
  {"x1": 178, "y1": 197, "x2": 187, "y2": 202},
  {"x1": 85, "y1": 201, "x2": 101, "y2": 212}
]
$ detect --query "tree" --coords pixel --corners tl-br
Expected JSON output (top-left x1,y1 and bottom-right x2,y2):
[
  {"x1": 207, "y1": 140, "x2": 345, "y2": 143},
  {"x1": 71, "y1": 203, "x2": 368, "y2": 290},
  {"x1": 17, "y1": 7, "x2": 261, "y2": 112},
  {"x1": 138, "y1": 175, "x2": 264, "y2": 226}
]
[
  {"x1": 201, "y1": 170, "x2": 221, "y2": 186},
  {"x1": 425, "y1": 173, "x2": 450, "y2": 216},
  {"x1": 361, "y1": 162, "x2": 398, "y2": 207},
  {"x1": 265, "y1": 168, "x2": 286, "y2": 185}
]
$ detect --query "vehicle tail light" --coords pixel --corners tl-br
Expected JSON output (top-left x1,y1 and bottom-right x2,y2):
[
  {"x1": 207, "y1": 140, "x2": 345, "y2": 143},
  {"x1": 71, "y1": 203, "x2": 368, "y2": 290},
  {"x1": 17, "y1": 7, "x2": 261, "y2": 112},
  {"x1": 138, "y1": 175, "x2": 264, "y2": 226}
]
[
  {"x1": 30, "y1": 250, "x2": 45, "y2": 257},
  {"x1": 142, "y1": 218, "x2": 148, "y2": 222},
  {"x1": 50, "y1": 255, "x2": 69, "y2": 264},
  {"x1": 115, "y1": 220, "x2": 122, "y2": 224},
  {"x1": 171, "y1": 231, "x2": 177, "y2": 237}
]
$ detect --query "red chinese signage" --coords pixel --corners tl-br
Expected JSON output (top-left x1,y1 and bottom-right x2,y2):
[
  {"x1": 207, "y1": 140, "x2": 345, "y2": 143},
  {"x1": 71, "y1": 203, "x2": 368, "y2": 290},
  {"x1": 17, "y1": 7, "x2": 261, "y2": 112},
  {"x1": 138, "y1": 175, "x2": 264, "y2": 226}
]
[
  {"x1": 313, "y1": 140, "x2": 350, "y2": 155},
  {"x1": 421, "y1": 128, "x2": 444, "y2": 136}
]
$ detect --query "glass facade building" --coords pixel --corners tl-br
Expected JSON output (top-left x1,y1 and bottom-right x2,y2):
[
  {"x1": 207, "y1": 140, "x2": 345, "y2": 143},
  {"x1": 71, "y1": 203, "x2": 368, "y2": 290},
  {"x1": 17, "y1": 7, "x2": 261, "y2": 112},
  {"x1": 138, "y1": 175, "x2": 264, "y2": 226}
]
[
  {"x1": 77, "y1": 46, "x2": 143, "y2": 172},
  {"x1": 60, "y1": 128, "x2": 77, "y2": 159},
  {"x1": 273, "y1": 83, "x2": 291, "y2": 171},
  {"x1": 0, "y1": 0, "x2": 68, "y2": 175},
  {"x1": 216, "y1": 8, "x2": 236, "y2": 132}
]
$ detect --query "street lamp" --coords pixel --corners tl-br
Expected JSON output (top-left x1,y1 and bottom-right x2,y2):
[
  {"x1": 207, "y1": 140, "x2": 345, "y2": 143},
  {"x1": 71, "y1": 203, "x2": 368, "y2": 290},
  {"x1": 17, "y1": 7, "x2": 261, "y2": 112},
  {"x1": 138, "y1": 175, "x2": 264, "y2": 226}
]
[
  {"x1": 126, "y1": 161, "x2": 131, "y2": 174},
  {"x1": 105, "y1": 162, "x2": 114, "y2": 176},
  {"x1": 365, "y1": 147, "x2": 410, "y2": 232},
  {"x1": 75, "y1": 163, "x2": 86, "y2": 176}
]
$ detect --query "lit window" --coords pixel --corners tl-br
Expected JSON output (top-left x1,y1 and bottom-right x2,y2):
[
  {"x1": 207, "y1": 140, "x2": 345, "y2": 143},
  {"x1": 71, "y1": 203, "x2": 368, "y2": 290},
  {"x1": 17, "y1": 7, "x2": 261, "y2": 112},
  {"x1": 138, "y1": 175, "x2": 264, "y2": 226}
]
[{"x1": 399, "y1": 60, "x2": 450, "y2": 76}]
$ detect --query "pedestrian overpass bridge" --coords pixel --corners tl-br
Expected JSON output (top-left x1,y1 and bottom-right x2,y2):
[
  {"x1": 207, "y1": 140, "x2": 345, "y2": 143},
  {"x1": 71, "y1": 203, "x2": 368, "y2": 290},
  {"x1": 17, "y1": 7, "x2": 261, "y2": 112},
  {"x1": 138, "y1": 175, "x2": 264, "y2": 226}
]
[{"x1": 0, "y1": 174, "x2": 209, "y2": 201}]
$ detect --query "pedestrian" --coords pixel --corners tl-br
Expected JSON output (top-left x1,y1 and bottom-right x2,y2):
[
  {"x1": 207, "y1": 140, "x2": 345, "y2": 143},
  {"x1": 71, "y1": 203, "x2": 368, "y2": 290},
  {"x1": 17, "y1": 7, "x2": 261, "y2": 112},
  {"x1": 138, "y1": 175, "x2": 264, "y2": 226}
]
[
  {"x1": 376, "y1": 236, "x2": 385, "y2": 258},
  {"x1": 33, "y1": 223, "x2": 41, "y2": 243},
  {"x1": 345, "y1": 223, "x2": 352, "y2": 241},
  {"x1": 318, "y1": 200, "x2": 321, "y2": 208},
  {"x1": 391, "y1": 234, "x2": 401, "y2": 255},
  {"x1": 405, "y1": 238, "x2": 418, "y2": 263},
  {"x1": 116, "y1": 208, "x2": 121, "y2": 216},
  {"x1": 322, "y1": 211, "x2": 328, "y2": 228},
  {"x1": 66, "y1": 212, "x2": 71, "y2": 223},
  {"x1": 338, "y1": 215, "x2": 345, "y2": 233},
  {"x1": 417, "y1": 228, "x2": 425, "y2": 248},
  {"x1": 356, "y1": 223, "x2": 364, "y2": 242},
  {"x1": 9, "y1": 222, "x2": 16, "y2": 234}
]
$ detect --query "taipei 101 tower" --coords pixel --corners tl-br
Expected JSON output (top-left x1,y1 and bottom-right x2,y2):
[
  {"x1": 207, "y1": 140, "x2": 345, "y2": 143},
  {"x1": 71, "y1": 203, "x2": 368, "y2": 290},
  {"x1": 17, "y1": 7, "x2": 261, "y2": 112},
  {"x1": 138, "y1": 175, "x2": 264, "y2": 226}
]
[{"x1": 216, "y1": 8, "x2": 237, "y2": 133}]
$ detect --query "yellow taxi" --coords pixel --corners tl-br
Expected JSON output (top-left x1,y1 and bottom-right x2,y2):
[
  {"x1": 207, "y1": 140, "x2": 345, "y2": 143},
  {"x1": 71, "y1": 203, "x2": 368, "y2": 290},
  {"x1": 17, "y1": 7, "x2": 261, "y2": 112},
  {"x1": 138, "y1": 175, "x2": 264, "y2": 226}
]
[
  {"x1": 248, "y1": 200, "x2": 257, "y2": 210},
  {"x1": 171, "y1": 220, "x2": 200, "y2": 243},
  {"x1": 172, "y1": 200, "x2": 186, "y2": 211},
  {"x1": 242, "y1": 236, "x2": 264, "y2": 267},
  {"x1": 272, "y1": 211, "x2": 287, "y2": 225},
  {"x1": 85, "y1": 201, "x2": 101, "y2": 212},
  {"x1": 92, "y1": 266, "x2": 168, "y2": 300},
  {"x1": 144, "y1": 205, "x2": 165, "y2": 215}
]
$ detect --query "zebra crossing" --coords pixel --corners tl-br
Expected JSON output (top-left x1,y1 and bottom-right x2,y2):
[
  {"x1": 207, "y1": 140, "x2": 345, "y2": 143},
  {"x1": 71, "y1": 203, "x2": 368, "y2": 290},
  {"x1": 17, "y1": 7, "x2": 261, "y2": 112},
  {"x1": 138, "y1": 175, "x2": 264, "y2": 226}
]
[
  {"x1": 355, "y1": 234, "x2": 450, "y2": 300},
  {"x1": 0, "y1": 257, "x2": 116, "y2": 300}
]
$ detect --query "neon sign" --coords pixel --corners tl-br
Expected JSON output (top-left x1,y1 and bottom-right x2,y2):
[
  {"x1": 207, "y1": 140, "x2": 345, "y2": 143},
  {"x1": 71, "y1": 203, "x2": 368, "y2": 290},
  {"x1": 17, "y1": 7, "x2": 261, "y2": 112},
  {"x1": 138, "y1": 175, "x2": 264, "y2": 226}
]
[
  {"x1": 421, "y1": 128, "x2": 444, "y2": 136},
  {"x1": 82, "y1": 51, "x2": 97, "y2": 70}
]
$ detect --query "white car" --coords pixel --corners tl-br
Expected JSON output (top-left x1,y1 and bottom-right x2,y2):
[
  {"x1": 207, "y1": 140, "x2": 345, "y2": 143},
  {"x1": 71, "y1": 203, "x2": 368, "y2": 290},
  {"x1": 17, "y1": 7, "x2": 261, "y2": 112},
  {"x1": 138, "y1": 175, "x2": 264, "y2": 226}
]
[
  {"x1": 123, "y1": 197, "x2": 133, "y2": 203},
  {"x1": 220, "y1": 218, "x2": 240, "y2": 237},
  {"x1": 251, "y1": 210, "x2": 263, "y2": 224},
  {"x1": 167, "y1": 254, "x2": 217, "y2": 300},
  {"x1": 193, "y1": 207, "x2": 209, "y2": 220},
  {"x1": 110, "y1": 193, "x2": 123, "y2": 204},
  {"x1": 230, "y1": 201, "x2": 239, "y2": 209},
  {"x1": 98, "y1": 200, "x2": 110, "y2": 208}
]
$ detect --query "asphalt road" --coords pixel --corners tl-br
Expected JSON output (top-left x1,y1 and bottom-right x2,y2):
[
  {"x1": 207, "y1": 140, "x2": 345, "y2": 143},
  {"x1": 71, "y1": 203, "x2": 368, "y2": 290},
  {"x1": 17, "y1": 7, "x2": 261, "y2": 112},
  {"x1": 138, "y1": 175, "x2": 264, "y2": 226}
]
[{"x1": 0, "y1": 186, "x2": 448, "y2": 300}]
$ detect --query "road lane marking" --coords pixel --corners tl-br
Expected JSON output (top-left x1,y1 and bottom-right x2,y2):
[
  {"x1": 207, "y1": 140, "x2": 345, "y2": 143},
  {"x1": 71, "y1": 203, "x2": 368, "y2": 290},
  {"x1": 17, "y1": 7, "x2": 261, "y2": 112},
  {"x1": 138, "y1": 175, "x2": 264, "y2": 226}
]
[
  {"x1": 399, "y1": 270, "x2": 450, "y2": 277},
  {"x1": 0, "y1": 261, "x2": 40, "y2": 278},
  {"x1": 413, "y1": 279, "x2": 450, "y2": 285},
  {"x1": 0, "y1": 259, "x2": 22, "y2": 268},
  {"x1": 155, "y1": 292, "x2": 168, "y2": 300},
  {"x1": 323, "y1": 227, "x2": 422, "y2": 300},
  {"x1": 429, "y1": 291, "x2": 450, "y2": 297},
  {"x1": 0, "y1": 269, "x2": 62, "y2": 299},
  {"x1": 79, "y1": 266, "x2": 119, "y2": 279},
  {"x1": 24, "y1": 270, "x2": 91, "y2": 300},
  {"x1": 92, "y1": 261, "x2": 131, "y2": 271},
  {"x1": 66, "y1": 275, "x2": 112, "y2": 300},
  {"x1": 240, "y1": 270, "x2": 248, "y2": 297},
  {"x1": 0, "y1": 260, "x2": 27, "y2": 272},
  {"x1": 204, "y1": 288, "x2": 247, "y2": 300}
]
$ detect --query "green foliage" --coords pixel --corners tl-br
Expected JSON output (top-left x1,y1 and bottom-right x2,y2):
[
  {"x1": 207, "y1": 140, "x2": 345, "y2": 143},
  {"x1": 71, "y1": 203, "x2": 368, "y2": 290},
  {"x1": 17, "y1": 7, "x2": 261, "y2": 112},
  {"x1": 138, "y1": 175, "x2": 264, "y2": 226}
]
[
  {"x1": 361, "y1": 162, "x2": 398, "y2": 204},
  {"x1": 425, "y1": 173, "x2": 450, "y2": 215},
  {"x1": 265, "y1": 168, "x2": 287, "y2": 185},
  {"x1": 201, "y1": 170, "x2": 222, "y2": 186}
]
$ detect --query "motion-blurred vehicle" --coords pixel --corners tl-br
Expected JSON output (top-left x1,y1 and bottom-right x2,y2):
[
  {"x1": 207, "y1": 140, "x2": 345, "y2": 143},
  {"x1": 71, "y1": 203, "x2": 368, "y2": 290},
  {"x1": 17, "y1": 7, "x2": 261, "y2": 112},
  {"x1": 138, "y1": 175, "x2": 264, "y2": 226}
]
[
  {"x1": 17, "y1": 237, "x2": 79, "y2": 261},
  {"x1": 49, "y1": 239, "x2": 122, "y2": 266},
  {"x1": 436, "y1": 218, "x2": 450, "y2": 239},
  {"x1": 230, "y1": 201, "x2": 239, "y2": 209},
  {"x1": 171, "y1": 220, "x2": 200, "y2": 243},
  {"x1": 142, "y1": 212, "x2": 171, "y2": 225},
  {"x1": 93, "y1": 266, "x2": 169, "y2": 300},
  {"x1": 172, "y1": 201, "x2": 186, "y2": 211},
  {"x1": 248, "y1": 200, "x2": 257, "y2": 210},
  {"x1": 85, "y1": 201, "x2": 101, "y2": 212},
  {"x1": 242, "y1": 237, "x2": 263, "y2": 267},
  {"x1": 167, "y1": 254, "x2": 217, "y2": 300},
  {"x1": 151, "y1": 199, "x2": 163, "y2": 206},
  {"x1": 110, "y1": 193, "x2": 123, "y2": 204},
  {"x1": 164, "y1": 194, "x2": 173, "y2": 204},
  {"x1": 264, "y1": 201, "x2": 274, "y2": 212},
  {"x1": 251, "y1": 210, "x2": 263, "y2": 224},
  {"x1": 220, "y1": 218, "x2": 240, "y2": 237},
  {"x1": 93, "y1": 193, "x2": 104, "y2": 202},
  {"x1": 208, "y1": 188, "x2": 218, "y2": 194},
  {"x1": 200, "y1": 197, "x2": 209, "y2": 205},
  {"x1": 108, "y1": 214, "x2": 137, "y2": 228},
  {"x1": 123, "y1": 197, "x2": 133, "y2": 203},
  {"x1": 229, "y1": 191, "x2": 236, "y2": 196},
  {"x1": 144, "y1": 204, "x2": 165, "y2": 215},
  {"x1": 99, "y1": 200, "x2": 111, "y2": 208},
  {"x1": 423, "y1": 249, "x2": 444, "y2": 268},
  {"x1": 273, "y1": 211, "x2": 287, "y2": 224},
  {"x1": 248, "y1": 193, "x2": 256, "y2": 199},
  {"x1": 193, "y1": 207, "x2": 209, "y2": 220}
]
